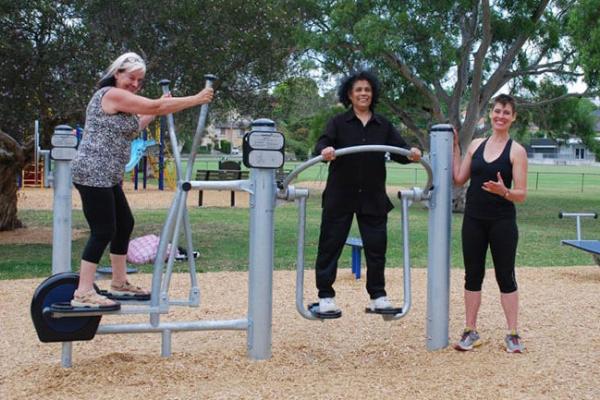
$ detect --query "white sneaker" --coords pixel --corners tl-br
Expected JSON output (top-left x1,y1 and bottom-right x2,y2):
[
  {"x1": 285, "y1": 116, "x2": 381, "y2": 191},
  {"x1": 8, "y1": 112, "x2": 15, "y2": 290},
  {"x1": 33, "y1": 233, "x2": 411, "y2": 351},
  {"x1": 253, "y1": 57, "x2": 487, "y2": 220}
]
[
  {"x1": 369, "y1": 296, "x2": 393, "y2": 311},
  {"x1": 319, "y1": 297, "x2": 340, "y2": 313}
]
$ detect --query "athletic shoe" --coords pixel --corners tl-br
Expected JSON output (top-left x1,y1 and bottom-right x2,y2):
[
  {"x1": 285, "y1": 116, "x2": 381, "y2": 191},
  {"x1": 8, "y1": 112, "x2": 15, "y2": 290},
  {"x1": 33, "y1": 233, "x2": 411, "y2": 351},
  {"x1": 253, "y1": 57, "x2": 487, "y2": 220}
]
[
  {"x1": 318, "y1": 297, "x2": 340, "y2": 313},
  {"x1": 454, "y1": 329, "x2": 481, "y2": 351},
  {"x1": 368, "y1": 296, "x2": 394, "y2": 311},
  {"x1": 505, "y1": 333, "x2": 525, "y2": 353}
]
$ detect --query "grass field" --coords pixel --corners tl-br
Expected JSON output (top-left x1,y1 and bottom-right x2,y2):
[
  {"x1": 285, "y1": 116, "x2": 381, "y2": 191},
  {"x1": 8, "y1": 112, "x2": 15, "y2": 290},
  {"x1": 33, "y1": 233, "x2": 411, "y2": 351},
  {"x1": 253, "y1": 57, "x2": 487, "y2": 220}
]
[
  {"x1": 190, "y1": 156, "x2": 600, "y2": 192},
  {"x1": 2, "y1": 159, "x2": 600, "y2": 280}
]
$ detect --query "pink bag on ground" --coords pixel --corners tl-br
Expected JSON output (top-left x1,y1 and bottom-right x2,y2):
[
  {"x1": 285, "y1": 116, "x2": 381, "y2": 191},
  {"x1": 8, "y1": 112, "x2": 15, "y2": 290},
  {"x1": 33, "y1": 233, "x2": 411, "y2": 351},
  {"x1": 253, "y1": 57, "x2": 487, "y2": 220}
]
[{"x1": 127, "y1": 234, "x2": 171, "y2": 265}]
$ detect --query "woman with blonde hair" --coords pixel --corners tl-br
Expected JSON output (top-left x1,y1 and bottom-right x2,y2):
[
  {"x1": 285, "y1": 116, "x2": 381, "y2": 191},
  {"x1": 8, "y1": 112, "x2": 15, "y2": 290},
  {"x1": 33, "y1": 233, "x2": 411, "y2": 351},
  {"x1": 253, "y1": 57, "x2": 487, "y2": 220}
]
[{"x1": 71, "y1": 52, "x2": 214, "y2": 308}]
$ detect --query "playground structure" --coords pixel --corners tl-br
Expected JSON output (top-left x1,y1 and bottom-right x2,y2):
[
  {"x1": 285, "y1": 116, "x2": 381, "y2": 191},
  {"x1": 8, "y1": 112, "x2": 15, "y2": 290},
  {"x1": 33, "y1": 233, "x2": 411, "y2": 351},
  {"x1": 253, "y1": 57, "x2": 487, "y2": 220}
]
[
  {"x1": 30, "y1": 74, "x2": 454, "y2": 367},
  {"x1": 129, "y1": 119, "x2": 178, "y2": 191},
  {"x1": 20, "y1": 120, "x2": 52, "y2": 188},
  {"x1": 21, "y1": 118, "x2": 172, "y2": 191}
]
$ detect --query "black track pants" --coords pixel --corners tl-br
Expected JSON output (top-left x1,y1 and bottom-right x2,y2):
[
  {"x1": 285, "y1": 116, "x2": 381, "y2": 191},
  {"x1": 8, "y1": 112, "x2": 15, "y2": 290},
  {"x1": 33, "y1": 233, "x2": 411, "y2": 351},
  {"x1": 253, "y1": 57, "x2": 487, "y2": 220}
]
[{"x1": 315, "y1": 210, "x2": 388, "y2": 299}]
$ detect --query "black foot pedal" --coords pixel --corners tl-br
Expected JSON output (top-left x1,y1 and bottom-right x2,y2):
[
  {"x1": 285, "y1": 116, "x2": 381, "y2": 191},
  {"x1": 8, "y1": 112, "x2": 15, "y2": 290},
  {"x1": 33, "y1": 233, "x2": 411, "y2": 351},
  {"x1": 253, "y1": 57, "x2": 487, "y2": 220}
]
[
  {"x1": 47, "y1": 301, "x2": 121, "y2": 314},
  {"x1": 96, "y1": 266, "x2": 138, "y2": 275},
  {"x1": 365, "y1": 307, "x2": 403, "y2": 315},
  {"x1": 99, "y1": 290, "x2": 151, "y2": 301},
  {"x1": 308, "y1": 302, "x2": 342, "y2": 319}
]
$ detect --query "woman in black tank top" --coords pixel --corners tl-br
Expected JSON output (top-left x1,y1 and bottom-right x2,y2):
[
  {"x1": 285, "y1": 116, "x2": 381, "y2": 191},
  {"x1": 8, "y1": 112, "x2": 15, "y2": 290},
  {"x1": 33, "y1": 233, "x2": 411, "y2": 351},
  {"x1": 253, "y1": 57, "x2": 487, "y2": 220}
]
[{"x1": 452, "y1": 94, "x2": 529, "y2": 353}]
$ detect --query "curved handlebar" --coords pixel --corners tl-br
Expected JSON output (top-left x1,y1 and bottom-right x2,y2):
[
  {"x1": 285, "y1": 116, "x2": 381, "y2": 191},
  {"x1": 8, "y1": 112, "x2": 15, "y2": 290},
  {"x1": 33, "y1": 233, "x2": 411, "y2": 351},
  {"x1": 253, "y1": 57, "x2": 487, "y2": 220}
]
[{"x1": 280, "y1": 145, "x2": 433, "y2": 196}]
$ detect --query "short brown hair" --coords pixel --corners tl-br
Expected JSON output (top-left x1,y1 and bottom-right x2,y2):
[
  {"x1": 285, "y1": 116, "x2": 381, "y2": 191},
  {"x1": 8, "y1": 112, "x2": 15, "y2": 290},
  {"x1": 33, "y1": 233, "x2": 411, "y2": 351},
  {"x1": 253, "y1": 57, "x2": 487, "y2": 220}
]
[{"x1": 492, "y1": 94, "x2": 516, "y2": 114}]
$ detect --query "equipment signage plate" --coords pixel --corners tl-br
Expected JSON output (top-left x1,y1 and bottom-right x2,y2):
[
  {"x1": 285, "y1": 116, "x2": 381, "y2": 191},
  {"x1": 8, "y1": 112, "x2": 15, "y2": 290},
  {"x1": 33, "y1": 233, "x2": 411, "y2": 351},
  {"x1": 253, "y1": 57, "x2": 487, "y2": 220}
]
[
  {"x1": 51, "y1": 134, "x2": 78, "y2": 148},
  {"x1": 248, "y1": 132, "x2": 284, "y2": 150},
  {"x1": 248, "y1": 150, "x2": 283, "y2": 169},
  {"x1": 51, "y1": 147, "x2": 78, "y2": 161}
]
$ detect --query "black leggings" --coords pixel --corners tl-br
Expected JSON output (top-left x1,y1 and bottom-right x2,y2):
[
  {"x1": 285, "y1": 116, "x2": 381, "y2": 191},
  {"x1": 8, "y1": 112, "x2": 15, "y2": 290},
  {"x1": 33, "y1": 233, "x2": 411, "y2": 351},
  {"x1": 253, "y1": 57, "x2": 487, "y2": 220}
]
[
  {"x1": 461, "y1": 215, "x2": 518, "y2": 293},
  {"x1": 315, "y1": 210, "x2": 388, "y2": 299},
  {"x1": 75, "y1": 183, "x2": 134, "y2": 264}
]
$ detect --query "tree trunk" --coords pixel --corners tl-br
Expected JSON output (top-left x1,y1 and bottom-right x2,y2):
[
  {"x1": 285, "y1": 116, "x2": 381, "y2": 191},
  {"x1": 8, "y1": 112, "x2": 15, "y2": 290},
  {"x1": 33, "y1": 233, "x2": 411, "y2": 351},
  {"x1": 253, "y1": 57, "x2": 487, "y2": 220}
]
[
  {"x1": 0, "y1": 130, "x2": 35, "y2": 231},
  {"x1": 452, "y1": 185, "x2": 468, "y2": 214}
]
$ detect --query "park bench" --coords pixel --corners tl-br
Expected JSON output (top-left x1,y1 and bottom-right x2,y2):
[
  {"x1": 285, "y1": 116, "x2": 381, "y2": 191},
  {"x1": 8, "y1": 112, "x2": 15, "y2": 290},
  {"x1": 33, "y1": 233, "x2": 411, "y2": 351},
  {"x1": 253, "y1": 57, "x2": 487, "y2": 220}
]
[
  {"x1": 195, "y1": 163, "x2": 291, "y2": 207},
  {"x1": 196, "y1": 160, "x2": 249, "y2": 207},
  {"x1": 345, "y1": 236, "x2": 363, "y2": 279}
]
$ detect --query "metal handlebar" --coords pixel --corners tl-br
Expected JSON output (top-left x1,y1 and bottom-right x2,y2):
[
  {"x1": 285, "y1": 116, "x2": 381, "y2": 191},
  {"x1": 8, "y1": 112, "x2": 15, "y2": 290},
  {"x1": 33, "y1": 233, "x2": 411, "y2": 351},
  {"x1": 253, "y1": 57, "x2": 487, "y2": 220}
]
[{"x1": 279, "y1": 145, "x2": 433, "y2": 198}]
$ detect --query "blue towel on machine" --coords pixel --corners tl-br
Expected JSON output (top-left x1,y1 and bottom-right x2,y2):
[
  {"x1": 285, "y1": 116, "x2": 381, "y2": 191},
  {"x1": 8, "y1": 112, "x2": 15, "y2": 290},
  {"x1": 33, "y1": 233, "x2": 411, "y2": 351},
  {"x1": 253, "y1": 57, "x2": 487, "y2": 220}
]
[{"x1": 125, "y1": 138, "x2": 157, "y2": 172}]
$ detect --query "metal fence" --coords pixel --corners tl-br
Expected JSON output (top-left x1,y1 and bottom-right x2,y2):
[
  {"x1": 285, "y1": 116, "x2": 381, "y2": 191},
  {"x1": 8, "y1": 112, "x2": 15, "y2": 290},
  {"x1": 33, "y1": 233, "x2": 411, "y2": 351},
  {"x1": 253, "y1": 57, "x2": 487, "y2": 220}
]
[{"x1": 397, "y1": 168, "x2": 600, "y2": 193}]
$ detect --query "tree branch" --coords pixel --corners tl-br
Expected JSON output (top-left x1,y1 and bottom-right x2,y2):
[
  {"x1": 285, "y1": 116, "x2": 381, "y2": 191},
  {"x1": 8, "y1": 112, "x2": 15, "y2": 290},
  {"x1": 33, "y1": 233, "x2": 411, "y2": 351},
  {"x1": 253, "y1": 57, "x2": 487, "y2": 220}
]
[
  {"x1": 382, "y1": 98, "x2": 427, "y2": 148},
  {"x1": 381, "y1": 51, "x2": 444, "y2": 121},
  {"x1": 508, "y1": 68, "x2": 583, "y2": 78},
  {"x1": 461, "y1": 1, "x2": 491, "y2": 144},
  {"x1": 481, "y1": 0, "x2": 552, "y2": 103},
  {"x1": 450, "y1": 2, "x2": 479, "y2": 124},
  {"x1": 514, "y1": 90, "x2": 589, "y2": 108}
]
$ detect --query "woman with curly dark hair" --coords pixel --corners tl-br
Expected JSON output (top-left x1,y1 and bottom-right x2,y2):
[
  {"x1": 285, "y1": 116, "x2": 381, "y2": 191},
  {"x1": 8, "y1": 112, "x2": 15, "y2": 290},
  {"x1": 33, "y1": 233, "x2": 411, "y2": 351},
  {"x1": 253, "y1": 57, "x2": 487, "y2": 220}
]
[{"x1": 312, "y1": 70, "x2": 422, "y2": 316}]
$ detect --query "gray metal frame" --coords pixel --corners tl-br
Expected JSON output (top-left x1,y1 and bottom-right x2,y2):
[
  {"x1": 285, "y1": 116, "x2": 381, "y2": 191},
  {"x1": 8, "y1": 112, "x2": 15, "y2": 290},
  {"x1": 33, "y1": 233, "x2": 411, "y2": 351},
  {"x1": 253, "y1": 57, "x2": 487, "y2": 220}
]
[
  {"x1": 426, "y1": 125, "x2": 453, "y2": 350},
  {"x1": 278, "y1": 126, "x2": 453, "y2": 349},
  {"x1": 46, "y1": 94, "x2": 453, "y2": 366}
]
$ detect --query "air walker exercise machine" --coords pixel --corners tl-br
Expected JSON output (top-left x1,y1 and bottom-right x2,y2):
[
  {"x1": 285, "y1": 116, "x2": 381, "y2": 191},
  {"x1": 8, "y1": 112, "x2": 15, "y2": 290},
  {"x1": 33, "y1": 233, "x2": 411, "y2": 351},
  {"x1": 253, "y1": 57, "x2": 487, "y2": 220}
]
[
  {"x1": 277, "y1": 145, "x2": 433, "y2": 320},
  {"x1": 31, "y1": 73, "x2": 453, "y2": 367},
  {"x1": 277, "y1": 126, "x2": 452, "y2": 337}
]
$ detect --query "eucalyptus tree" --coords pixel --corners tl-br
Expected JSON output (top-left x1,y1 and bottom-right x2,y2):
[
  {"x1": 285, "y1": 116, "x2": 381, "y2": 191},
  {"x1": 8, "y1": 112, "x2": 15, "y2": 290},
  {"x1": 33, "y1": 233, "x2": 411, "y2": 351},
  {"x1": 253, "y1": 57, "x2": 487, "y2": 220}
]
[
  {"x1": 0, "y1": 0, "x2": 311, "y2": 230},
  {"x1": 299, "y1": 0, "x2": 598, "y2": 152}
]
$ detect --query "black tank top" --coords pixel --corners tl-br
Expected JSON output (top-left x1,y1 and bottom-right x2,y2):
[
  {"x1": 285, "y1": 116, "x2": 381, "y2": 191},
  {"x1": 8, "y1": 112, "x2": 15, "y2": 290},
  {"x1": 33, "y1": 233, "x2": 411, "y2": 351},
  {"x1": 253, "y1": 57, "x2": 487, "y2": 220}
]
[{"x1": 465, "y1": 138, "x2": 516, "y2": 220}]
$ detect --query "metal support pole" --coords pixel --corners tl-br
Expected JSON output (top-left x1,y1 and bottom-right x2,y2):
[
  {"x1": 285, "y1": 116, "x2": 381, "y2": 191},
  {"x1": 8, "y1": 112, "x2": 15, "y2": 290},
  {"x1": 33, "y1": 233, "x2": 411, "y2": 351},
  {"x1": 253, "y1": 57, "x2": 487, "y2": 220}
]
[
  {"x1": 247, "y1": 119, "x2": 277, "y2": 360},
  {"x1": 161, "y1": 330, "x2": 172, "y2": 357},
  {"x1": 51, "y1": 125, "x2": 75, "y2": 275},
  {"x1": 426, "y1": 124, "x2": 453, "y2": 351},
  {"x1": 50, "y1": 124, "x2": 78, "y2": 367},
  {"x1": 34, "y1": 120, "x2": 39, "y2": 185},
  {"x1": 61, "y1": 342, "x2": 72, "y2": 368}
]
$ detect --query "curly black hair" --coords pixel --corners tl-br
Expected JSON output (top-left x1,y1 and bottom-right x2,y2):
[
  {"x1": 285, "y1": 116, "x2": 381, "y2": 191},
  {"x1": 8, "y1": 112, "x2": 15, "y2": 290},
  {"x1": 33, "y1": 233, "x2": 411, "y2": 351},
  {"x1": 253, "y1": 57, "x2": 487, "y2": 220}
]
[{"x1": 337, "y1": 70, "x2": 380, "y2": 110}]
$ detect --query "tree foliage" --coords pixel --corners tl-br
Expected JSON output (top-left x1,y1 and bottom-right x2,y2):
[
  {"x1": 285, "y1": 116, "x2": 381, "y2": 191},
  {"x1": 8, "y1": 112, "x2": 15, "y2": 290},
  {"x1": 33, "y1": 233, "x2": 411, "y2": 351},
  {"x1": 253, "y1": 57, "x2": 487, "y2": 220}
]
[
  {"x1": 569, "y1": 0, "x2": 600, "y2": 86},
  {"x1": 0, "y1": 0, "x2": 310, "y2": 144},
  {"x1": 271, "y1": 76, "x2": 340, "y2": 159},
  {"x1": 0, "y1": 0, "x2": 90, "y2": 143},
  {"x1": 298, "y1": 0, "x2": 598, "y2": 151}
]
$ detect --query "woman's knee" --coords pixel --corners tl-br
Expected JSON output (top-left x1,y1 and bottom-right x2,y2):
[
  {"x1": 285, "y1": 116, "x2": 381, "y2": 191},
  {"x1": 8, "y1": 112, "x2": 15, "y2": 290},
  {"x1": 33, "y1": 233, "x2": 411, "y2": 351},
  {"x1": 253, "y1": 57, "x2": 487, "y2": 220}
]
[
  {"x1": 464, "y1": 279, "x2": 483, "y2": 292},
  {"x1": 122, "y1": 214, "x2": 135, "y2": 237},
  {"x1": 91, "y1": 223, "x2": 116, "y2": 245},
  {"x1": 497, "y1": 274, "x2": 518, "y2": 293},
  {"x1": 464, "y1": 267, "x2": 485, "y2": 291}
]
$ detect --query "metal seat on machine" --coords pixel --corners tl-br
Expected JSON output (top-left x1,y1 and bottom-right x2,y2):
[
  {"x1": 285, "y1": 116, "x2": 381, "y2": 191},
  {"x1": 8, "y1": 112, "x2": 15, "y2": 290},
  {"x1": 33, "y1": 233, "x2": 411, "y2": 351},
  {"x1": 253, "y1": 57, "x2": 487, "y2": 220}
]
[{"x1": 307, "y1": 303, "x2": 342, "y2": 319}]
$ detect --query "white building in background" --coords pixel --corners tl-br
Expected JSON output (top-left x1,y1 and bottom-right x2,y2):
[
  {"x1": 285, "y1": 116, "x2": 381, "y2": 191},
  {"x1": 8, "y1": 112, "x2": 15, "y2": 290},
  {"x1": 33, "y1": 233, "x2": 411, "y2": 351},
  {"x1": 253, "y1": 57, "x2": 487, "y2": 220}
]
[
  {"x1": 203, "y1": 113, "x2": 252, "y2": 153},
  {"x1": 527, "y1": 109, "x2": 600, "y2": 165}
]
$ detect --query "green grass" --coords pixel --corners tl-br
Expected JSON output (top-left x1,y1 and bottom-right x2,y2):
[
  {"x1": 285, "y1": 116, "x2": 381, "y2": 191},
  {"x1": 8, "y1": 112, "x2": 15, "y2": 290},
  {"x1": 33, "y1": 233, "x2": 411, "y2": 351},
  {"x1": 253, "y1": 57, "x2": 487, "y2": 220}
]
[
  {"x1": 145, "y1": 155, "x2": 600, "y2": 192},
  {"x1": 2, "y1": 186, "x2": 600, "y2": 280}
]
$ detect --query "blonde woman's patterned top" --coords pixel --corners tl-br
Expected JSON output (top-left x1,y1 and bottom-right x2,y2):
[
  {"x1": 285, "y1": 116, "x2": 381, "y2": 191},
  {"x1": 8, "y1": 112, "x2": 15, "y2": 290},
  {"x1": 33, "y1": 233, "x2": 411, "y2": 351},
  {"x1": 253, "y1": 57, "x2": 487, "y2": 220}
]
[{"x1": 72, "y1": 87, "x2": 140, "y2": 187}]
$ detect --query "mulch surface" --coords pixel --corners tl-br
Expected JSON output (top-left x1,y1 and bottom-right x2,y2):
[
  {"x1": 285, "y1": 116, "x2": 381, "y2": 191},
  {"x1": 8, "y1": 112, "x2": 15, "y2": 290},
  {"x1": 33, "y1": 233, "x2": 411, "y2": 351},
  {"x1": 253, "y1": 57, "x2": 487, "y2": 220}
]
[
  {"x1": 2, "y1": 267, "x2": 599, "y2": 400},
  {"x1": 3, "y1": 183, "x2": 600, "y2": 399}
]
